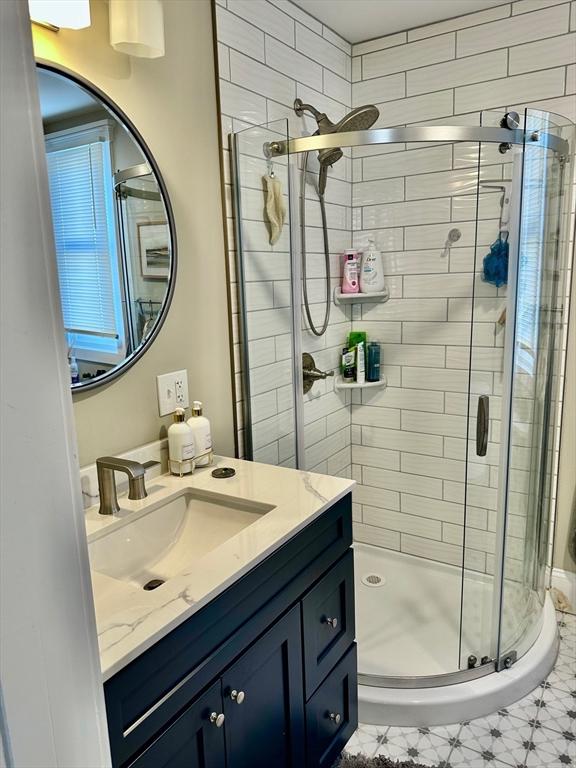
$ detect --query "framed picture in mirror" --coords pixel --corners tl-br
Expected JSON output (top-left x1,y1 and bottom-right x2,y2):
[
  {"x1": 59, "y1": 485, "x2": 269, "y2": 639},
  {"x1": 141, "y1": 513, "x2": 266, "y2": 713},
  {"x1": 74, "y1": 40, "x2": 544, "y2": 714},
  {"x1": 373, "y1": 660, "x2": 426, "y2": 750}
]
[{"x1": 138, "y1": 221, "x2": 170, "y2": 279}]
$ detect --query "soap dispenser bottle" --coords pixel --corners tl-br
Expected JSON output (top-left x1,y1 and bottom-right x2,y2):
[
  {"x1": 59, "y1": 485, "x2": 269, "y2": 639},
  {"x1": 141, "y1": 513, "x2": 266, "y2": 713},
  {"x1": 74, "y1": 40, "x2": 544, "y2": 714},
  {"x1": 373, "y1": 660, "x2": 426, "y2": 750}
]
[
  {"x1": 187, "y1": 401, "x2": 213, "y2": 466},
  {"x1": 360, "y1": 238, "x2": 386, "y2": 293},
  {"x1": 168, "y1": 407, "x2": 195, "y2": 475}
]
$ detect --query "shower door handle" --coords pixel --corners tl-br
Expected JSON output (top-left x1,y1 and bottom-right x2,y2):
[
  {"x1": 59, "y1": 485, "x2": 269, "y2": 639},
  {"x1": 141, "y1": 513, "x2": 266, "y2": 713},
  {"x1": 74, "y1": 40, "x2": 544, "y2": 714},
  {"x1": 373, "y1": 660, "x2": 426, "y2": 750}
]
[{"x1": 476, "y1": 396, "x2": 489, "y2": 456}]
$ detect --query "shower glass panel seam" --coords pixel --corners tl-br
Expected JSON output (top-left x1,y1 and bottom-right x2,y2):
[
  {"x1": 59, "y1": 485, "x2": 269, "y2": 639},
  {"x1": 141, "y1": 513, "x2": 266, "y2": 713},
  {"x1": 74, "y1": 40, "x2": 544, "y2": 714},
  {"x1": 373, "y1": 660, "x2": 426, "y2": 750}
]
[
  {"x1": 288, "y1": 145, "x2": 305, "y2": 469},
  {"x1": 230, "y1": 131, "x2": 254, "y2": 461}
]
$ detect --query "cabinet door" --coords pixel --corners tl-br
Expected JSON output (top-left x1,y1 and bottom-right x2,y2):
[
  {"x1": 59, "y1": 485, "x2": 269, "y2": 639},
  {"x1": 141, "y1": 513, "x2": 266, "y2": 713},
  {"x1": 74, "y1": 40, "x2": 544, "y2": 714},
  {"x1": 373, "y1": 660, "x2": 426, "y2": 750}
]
[
  {"x1": 223, "y1": 605, "x2": 305, "y2": 768},
  {"x1": 128, "y1": 681, "x2": 226, "y2": 768}
]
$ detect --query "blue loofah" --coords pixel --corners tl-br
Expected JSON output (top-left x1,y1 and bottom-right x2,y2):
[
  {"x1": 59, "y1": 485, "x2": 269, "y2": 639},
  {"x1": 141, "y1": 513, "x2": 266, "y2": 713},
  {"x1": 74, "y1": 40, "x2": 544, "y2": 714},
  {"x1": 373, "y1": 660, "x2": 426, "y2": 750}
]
[{"x1": 482, "y1": 234, "x2": 509, "y2": 287}]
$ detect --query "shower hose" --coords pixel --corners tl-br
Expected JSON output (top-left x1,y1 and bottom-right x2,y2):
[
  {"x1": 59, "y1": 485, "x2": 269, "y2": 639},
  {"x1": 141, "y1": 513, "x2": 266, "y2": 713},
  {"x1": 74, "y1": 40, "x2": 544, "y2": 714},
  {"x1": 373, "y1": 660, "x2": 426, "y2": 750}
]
[{"x1": 300, "y1": 151, "x2": 331, "y2": 337}]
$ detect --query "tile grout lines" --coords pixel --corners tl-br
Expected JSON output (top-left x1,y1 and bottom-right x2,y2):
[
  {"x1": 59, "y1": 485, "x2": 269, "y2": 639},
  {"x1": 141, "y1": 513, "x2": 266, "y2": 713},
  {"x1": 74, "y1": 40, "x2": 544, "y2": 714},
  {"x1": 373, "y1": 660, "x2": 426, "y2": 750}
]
[{"x1": 347, "y1": 609, "x2": 576, "y2": 767}]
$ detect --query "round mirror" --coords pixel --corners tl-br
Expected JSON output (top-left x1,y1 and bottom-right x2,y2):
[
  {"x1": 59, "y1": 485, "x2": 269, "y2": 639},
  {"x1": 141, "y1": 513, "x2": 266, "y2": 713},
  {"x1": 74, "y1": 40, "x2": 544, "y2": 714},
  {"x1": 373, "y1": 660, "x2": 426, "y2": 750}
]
[{"x1": 36, "y1": 63, "x2": 177, "y2": 391}]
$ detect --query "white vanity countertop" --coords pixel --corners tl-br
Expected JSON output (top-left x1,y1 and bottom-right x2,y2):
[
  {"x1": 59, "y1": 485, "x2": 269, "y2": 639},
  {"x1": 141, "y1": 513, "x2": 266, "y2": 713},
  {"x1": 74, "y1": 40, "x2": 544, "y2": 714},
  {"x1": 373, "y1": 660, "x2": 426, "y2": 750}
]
[{"x1": 85, "y1": 456, "x2": 354, "y2": 681}]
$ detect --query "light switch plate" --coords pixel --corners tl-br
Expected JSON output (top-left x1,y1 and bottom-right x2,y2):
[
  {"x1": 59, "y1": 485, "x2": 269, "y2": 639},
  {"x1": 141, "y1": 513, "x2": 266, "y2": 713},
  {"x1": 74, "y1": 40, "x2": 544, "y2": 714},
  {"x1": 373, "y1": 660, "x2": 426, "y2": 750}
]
[{"x1": 157, "y1": 370, "x2": 189, "y2": 416}]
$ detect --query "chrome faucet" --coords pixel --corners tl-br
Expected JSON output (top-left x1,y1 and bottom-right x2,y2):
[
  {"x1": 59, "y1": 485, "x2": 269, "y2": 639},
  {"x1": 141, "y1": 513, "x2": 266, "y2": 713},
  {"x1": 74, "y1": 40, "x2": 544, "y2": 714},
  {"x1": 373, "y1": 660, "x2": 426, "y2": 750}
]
[{"x1": 96, "y1": 456, "x2": 147, "y2": 515}]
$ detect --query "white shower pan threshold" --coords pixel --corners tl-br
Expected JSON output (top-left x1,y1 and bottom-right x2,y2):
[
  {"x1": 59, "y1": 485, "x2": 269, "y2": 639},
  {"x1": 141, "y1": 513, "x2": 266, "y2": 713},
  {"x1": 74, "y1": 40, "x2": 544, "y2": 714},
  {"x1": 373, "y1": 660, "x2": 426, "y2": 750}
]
[{"x1": 354, "y1": 543, "x2": 558, "y2": 726}]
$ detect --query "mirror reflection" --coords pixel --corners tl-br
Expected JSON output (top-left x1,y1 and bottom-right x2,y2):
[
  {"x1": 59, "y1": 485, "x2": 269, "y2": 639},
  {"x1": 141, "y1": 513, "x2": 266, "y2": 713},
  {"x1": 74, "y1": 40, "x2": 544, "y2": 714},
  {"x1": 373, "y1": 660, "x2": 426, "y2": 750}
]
[{"x1": 36, "y1": 65, "x2": 175, "y2": 390}]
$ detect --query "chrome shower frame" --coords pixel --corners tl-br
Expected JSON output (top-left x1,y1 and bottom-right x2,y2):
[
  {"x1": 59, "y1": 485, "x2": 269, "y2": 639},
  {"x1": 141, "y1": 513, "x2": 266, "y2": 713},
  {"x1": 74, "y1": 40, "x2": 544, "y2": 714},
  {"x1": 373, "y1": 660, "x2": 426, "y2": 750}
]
[{"x1": 264, "y1": 124, "x2": 569, "y2": 159}]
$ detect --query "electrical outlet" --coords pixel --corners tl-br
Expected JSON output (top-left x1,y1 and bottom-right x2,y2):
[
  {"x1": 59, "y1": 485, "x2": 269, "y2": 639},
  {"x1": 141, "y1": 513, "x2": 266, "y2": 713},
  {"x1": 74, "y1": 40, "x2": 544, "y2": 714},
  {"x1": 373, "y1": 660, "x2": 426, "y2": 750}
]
[
  {"x1": 174, "y1": 370, "x2": 189, "y2": 408},
  {"x1": 157, "y1": 370, "x2": 189, "y2": 416}
]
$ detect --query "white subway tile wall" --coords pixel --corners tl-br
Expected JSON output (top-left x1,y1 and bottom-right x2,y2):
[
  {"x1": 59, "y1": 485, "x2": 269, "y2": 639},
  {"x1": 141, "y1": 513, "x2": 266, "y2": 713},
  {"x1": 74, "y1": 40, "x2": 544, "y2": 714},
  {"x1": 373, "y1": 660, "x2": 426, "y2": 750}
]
[
  {"x1": 215, "y1": 0, "x2": 575, "y2": 573},
  {"x1": 350, "y1": 0, "x2": 574, "y2": 574},
  {"x1": 218, "y1": 0, "x2": 354, "y2": 473}
]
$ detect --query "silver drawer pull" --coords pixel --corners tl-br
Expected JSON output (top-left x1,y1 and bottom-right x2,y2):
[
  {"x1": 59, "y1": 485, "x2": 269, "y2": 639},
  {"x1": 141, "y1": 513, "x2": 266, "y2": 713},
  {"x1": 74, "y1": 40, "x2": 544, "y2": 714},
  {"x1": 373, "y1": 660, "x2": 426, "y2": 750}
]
[
  {"x1": 230, "y1": 689, "x2": 245, "y2": 704},
  {"x1": 324, "y1": 616, "x2": 338, "y2": 629},
  {"x1": 209, "y1": 712, "x2": 225, "y2": 728},
  {"x1": 329, "y1": 712, "x2": 342, "y2": 725}
]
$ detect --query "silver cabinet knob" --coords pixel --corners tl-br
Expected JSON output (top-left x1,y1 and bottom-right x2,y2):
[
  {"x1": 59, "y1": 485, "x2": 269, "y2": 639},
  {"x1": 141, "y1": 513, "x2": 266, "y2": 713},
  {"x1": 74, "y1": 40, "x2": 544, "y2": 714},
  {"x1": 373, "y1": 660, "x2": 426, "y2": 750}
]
[
  {"x1": 209, "y1": 712, "x2": 225, "y2": 728},
  {"x1": 329, "y1": 712, "x2": 342, "y2": 725},
  {"x1": 324, "y1": 616, "x2": 338, "y2": 629},
  {"x1": 230, "y1": 689, "x2": 245, "y2": 704}
]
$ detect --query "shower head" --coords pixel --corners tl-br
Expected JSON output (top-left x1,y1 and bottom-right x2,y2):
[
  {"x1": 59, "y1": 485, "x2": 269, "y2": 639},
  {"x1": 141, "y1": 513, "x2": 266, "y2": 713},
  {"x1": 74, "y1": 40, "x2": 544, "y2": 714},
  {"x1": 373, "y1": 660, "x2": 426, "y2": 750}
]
[
  {"x1": 295, "y1": 98, "x2": 379, "y2": 195},
  {"x1": 333, "y1": 105, "x2": 380, "y2": 133},
  {"x1": 294, "y1": 98, "x2": 379, "y2": 135}
]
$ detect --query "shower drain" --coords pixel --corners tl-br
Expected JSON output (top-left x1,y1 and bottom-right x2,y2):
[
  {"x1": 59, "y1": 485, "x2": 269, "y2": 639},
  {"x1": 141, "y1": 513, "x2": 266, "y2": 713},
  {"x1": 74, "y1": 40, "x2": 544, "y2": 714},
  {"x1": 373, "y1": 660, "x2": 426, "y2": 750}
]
[{"x1": 361, "y1": 573, "x2": 385, "y2": 588}]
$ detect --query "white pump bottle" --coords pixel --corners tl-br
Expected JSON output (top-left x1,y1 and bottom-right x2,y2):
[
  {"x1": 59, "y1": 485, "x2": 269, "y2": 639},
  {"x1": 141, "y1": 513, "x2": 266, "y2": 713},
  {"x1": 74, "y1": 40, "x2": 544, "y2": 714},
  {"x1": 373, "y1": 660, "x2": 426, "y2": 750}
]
[
  {"x1": 359, "y1": 238, "x2": 386, "y2": 293},
  {"x1": 187, "y1": 401, "x2": 213, "y2": 466}
]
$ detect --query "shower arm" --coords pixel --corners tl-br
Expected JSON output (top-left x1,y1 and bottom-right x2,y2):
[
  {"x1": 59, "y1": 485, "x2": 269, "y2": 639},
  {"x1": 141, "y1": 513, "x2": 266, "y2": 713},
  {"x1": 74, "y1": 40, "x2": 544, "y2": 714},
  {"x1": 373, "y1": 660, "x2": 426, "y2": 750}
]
[{"x1": 294, "y1": 98, "x2": 325, "y2": 124}]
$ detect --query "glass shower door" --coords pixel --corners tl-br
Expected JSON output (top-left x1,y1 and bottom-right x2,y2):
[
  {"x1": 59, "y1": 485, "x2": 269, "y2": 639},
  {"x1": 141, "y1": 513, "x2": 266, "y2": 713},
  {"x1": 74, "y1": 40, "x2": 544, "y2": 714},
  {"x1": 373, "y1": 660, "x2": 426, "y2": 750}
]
[
  {"x1": 495, "y1": 110, "x2": 575, "y2": 667},
  {"x1": 459, "y1": 112, "x2": 518, "y2": 671},
  {"x1": 460, "y1": 109, "x2": 574, "y2": 673}
]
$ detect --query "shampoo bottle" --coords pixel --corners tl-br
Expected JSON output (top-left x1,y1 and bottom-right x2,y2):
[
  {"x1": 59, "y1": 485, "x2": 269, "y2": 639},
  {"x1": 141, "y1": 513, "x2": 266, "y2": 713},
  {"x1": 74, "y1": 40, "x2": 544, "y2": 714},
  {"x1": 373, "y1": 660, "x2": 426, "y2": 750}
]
[
  {"x1": 360, "y1": 238, "x2": 386, "y2": 293},
  {"x1": 69, "y1": 354, "x2": 80, "y2": 385},
  {"x1": 187, "y1": 401, "x2": 213, "y2": 466},
  {"x1": 168, "y1": 407, "x2": 195, "y2": 475},
  {"x1": 341, "y1": 250, "x2": 359, "y2": 294}
]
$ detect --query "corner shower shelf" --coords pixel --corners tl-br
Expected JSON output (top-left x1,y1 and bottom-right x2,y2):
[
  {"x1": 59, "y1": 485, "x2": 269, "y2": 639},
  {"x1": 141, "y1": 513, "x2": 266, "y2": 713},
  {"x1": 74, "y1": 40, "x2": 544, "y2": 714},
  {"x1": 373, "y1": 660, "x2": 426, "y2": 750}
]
[
  {"x1": 334, "y1": 375, "x2": 387, "y2": 391},
  {"x1": 333, "y1": 288, "x2": 390, "y2": 305}
]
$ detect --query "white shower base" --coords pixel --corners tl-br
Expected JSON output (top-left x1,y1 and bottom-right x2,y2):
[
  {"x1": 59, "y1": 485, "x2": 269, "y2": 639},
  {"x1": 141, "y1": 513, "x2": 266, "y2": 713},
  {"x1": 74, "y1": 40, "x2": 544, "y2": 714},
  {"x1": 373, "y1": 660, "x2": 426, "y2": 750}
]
[
  {"x1": 355, "y1": 542, "x2": 492, "y2": 678},
  {"x1": 354, "y1": 543, "x2": 559, "y2": 725}
]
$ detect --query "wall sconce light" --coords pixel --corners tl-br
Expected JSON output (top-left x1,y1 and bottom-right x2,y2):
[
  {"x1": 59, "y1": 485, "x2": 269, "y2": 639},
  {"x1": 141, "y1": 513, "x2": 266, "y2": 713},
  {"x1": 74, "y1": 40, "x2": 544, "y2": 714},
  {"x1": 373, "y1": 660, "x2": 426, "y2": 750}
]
[
  {"x1": 28, "y1": 0, "x2": 91, "y2": 30},
  {"x1": 109, "y1": 0, "x2": 165, "y2": 59}
]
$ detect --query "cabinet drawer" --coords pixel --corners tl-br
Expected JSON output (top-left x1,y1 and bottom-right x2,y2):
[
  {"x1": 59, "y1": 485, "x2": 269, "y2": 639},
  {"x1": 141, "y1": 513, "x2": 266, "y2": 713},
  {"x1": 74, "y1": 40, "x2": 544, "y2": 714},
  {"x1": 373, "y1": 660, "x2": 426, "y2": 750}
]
[
  {"x1": 305, "y1": 644, "x2": 358, "y2": 768},
  {"x1": 302, "y1": 549, "x2": 355, "y2": 698}
]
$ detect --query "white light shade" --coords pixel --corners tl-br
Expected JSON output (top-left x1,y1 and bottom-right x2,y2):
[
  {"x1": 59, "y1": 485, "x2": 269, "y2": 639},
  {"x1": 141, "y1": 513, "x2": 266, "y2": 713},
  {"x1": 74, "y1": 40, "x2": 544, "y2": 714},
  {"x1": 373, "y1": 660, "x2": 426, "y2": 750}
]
[
  {"x1": 28, "y1": 0, "x2": 91, "y2": 29},
  {"x1": 109, "y1": 0, "x2": 165, "y2": 59}
]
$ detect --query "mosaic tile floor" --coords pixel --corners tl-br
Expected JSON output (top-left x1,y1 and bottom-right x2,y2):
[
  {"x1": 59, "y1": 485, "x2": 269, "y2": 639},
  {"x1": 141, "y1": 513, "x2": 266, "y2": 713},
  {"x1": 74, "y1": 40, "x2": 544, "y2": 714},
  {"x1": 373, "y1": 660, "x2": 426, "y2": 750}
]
[{"x1": 345, "y1": 611, "x2": 575, "y2": 767}]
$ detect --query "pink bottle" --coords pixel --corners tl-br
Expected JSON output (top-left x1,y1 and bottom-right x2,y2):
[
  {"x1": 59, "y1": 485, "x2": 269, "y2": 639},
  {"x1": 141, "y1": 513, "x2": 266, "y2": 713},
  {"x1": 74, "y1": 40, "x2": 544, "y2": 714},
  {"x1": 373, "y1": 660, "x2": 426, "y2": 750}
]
[{"x1": 341, "y1": 250, "x2": 359, "y2": 294}]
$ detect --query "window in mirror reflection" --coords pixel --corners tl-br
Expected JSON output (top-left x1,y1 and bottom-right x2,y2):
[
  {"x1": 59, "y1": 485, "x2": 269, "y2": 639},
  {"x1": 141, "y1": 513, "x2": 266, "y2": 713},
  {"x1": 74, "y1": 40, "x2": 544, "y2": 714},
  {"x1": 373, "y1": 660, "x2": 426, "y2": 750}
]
[{"x1": 37, "y1": 67, "x2": 172, "y2": 386}]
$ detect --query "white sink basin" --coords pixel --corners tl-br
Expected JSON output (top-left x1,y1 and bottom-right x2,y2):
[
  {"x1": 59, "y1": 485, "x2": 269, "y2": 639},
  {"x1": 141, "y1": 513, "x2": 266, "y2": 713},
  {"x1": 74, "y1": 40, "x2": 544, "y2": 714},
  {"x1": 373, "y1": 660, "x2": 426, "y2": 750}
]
[{"x1": 89, "y1": 490, "x2": 273, "y2": 590}]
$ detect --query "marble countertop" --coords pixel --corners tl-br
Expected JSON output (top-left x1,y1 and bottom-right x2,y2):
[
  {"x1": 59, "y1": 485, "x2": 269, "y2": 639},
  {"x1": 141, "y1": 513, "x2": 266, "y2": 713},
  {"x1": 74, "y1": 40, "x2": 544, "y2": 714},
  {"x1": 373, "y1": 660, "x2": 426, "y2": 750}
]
[{"x1": 85, "y1": 456, "x2": 354, "y2": 681}]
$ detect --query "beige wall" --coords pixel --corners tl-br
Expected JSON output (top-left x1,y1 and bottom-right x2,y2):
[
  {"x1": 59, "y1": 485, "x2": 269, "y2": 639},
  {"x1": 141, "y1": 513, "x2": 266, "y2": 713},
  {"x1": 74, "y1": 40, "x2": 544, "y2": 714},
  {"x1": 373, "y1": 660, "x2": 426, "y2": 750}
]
[
  {"x1": 33, "y1": 0, "x2": 235, "y2": 466},
  {"x1": 555, "y1": 270, "x2": 576, "y2": 574}
]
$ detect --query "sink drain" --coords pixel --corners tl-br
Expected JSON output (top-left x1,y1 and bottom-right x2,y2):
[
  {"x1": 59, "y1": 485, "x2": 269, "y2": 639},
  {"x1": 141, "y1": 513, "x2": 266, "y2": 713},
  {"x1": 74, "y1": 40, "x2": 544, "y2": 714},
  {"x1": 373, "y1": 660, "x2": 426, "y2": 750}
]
[
  {"x1": 143, "y1": 578, "x2": 165, "y2": 591},
  {"x1": 361, "y1": 573, "x2": 385, "y2": 587}
]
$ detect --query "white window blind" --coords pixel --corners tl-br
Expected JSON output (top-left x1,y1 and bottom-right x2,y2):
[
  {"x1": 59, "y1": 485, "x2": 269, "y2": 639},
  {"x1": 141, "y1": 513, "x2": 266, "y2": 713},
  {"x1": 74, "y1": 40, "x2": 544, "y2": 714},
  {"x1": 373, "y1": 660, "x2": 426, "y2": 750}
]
[{"x1": 45, "y1": 122, "x2": 124, "y2": 361}]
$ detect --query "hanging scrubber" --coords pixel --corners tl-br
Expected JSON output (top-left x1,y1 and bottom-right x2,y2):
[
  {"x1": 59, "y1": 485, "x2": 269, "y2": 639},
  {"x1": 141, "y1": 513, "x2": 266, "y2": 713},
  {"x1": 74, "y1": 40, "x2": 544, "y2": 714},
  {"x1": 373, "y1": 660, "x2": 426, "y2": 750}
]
[
  {"x1": 482, "y1": 231, "x2": 509, "y2": 287},
  {"x1": 482, "y1": 184, "x2": 511, "y2": 287},
  {"x1": 262, "y1": 163, "x2": 286, "y2": 245}
]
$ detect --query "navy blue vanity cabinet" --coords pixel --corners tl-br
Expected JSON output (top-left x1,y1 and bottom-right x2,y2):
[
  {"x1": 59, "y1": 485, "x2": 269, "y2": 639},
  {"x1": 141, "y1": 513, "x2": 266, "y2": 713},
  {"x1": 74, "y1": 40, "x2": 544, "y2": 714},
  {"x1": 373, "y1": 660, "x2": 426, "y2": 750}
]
[{"x1": 104, "y1": 493, "x2": 356, "y2": 768}]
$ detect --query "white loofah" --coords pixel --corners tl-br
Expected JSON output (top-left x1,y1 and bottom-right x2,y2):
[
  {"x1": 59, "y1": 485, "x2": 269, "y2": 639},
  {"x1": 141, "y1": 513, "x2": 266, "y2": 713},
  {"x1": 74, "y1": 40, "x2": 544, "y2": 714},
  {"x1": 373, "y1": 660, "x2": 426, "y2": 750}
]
[{"x1": 263, "y1": 174, "x2": 286, "y2": 245}]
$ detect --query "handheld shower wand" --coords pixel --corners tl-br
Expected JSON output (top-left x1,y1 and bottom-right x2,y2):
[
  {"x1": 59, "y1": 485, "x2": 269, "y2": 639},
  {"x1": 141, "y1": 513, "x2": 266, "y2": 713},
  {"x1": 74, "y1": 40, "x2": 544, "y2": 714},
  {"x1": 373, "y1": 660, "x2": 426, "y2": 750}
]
[{"x1": 295, "y1": 98, "x2": 379, "y2": 336}]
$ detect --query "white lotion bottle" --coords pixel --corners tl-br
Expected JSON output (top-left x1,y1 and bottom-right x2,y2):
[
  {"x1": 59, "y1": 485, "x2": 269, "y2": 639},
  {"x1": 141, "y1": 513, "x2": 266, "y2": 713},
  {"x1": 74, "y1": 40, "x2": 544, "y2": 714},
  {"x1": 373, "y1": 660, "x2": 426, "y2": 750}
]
[
  {"x1": 187, "y1": 401, "x2": 213, "y2": 466},
  {"x1": 359, "y1": 238, "x2": 386, "y2": 293},
  {"x1": 168, "y1": 407, "x2": 195, "y2": 475},
  {"x1": 356, "y1": 341, "x2": 366, "y2": 385}
]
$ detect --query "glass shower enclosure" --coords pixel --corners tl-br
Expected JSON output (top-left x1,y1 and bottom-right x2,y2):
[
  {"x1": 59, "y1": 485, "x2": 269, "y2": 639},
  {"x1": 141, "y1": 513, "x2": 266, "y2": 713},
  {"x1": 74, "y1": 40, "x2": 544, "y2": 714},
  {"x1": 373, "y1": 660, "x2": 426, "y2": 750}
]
[{"x1": 231, "y1": 109, "x2": 574, "y2": 688}]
